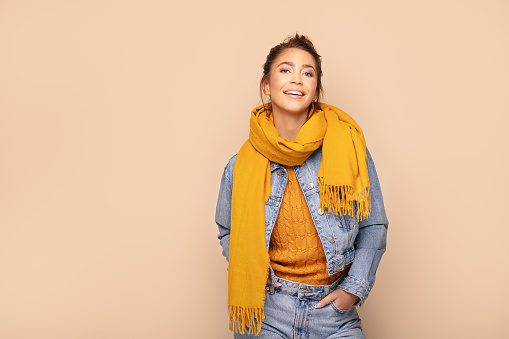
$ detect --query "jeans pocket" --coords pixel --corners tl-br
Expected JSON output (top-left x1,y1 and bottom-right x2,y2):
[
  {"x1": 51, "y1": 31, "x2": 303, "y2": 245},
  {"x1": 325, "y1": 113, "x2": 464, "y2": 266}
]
[{"x1": 330, "y1": 301, "x2": 350, "y2": 315}]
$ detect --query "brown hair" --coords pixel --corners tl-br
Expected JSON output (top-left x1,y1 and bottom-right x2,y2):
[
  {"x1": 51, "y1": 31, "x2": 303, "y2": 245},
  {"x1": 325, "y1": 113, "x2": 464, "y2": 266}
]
[{"x1": 260, "y1": 33, "x2": 324, "y2": 105}]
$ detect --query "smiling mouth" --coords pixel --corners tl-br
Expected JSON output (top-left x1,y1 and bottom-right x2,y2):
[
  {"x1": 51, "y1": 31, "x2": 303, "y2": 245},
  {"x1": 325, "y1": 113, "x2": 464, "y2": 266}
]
[{"x1": 283, "y1": 90, "x2": 304, "y2": 96}]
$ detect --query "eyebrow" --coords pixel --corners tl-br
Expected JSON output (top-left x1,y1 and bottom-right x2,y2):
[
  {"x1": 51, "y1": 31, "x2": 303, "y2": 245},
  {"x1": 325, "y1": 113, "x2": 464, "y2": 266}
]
[{"x1": 276, "y1": 61, "x2": 316, "y2": 72}]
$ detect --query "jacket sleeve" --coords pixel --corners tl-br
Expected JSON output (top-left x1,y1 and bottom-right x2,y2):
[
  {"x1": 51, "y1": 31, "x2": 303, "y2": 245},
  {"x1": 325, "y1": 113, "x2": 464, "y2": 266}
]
[
  {"x1": 215, "y1": 156, "x2": 235, "y2": 263},
  {"x1": 338, "y1": 148, "x2": 389, "y2": 307}
]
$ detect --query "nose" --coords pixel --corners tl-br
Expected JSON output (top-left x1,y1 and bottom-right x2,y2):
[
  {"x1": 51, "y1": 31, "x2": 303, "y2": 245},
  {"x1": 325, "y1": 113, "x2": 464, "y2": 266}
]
[{"x1": 290, "y1": 71, "x2": 302, "y2": 84}]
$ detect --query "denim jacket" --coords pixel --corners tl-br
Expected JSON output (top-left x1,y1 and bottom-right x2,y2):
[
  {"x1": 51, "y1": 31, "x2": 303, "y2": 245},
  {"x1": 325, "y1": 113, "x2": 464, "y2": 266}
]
[{"x1": 215, "y1": 147, "x2": 388, "y2": 306}]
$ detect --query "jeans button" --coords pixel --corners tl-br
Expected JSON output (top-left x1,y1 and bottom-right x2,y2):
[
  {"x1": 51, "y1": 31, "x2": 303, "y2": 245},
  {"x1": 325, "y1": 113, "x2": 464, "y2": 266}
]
[
  {"x1": 307, "y1": 182, "x2": 314, "y2": 189},
  {"x1": 329, "y1": 236, "x2": 335, "y2": 243},
  {"x1": 318, "y1": 208, "x2": 324, "y2": 215}
]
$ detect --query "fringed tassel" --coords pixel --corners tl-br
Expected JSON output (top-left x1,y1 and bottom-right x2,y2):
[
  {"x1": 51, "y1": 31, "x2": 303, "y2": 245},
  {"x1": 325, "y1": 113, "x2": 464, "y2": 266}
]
[
  {"x1": 318, "y1": 178, "x2": 371, "y2": 221},
  {"x1": 356, "y1": 186, "x2": 371, "y2": 221},
  {"x1": 229, "y1": 305, "x2": 264, "y2": 336}
]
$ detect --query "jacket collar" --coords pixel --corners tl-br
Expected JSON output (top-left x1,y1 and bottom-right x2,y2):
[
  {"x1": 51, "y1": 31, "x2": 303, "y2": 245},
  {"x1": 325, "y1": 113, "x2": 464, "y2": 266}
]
[{"x1": 269, "y1": 162, "x2": 284, "y2": 172}]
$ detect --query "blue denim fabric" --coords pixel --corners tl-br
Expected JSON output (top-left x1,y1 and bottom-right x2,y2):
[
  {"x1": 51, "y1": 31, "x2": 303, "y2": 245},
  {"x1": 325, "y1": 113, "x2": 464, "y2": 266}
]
[
  {"x1": 215, "y1": 146, "x2": 388, "y2": 306},
  {"x1": 234, "y1": 273, "x2": 366, "y2": 339}
]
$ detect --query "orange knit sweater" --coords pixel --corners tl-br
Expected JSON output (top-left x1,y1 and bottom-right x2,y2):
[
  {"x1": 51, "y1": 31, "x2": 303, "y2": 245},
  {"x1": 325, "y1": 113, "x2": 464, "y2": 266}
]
[{"x1": 269, "y1": 166, "x2": 347, "y2": 285}]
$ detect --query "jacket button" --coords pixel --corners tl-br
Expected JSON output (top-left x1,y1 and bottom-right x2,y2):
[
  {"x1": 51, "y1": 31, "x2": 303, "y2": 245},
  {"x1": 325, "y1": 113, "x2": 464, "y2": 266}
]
[
  {"x1": 329, "y1": 236, "x2": 335, "y2": 243},
  {"x1": 318, "y1": 208, "x2": 324, "y2": 215},
  {"x1": 334, "y1": 265, "x2": 339, "y2": 271},
  {"x1": 307, "y1": 182, "x2": 314, "y2": 189}
]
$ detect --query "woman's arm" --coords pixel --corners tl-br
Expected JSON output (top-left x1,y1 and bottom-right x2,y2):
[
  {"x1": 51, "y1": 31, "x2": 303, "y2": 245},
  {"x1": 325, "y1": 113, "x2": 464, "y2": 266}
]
[
  {"x1": 215, "y1": 155, "x2": 236, "y2": 262},
  {"x1": 337, "y1": 148, "x2": 389, "y2": 307}
]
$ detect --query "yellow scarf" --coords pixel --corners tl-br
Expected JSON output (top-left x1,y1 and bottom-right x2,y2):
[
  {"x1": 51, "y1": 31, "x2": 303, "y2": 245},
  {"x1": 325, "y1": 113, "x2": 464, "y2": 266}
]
[{"x1": 229, "y1": 102, "x2": 370, "y2": 335}]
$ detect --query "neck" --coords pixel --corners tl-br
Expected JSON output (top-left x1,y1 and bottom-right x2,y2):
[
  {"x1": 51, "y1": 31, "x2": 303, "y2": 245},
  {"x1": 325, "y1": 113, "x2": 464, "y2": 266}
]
[{"x1": 272, "y1": 107, "x2": 309, "y2": 142}]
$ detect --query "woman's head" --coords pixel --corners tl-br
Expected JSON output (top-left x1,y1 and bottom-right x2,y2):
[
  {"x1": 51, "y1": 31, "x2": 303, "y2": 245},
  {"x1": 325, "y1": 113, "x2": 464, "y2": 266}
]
[{"x1": 260, "y1": 34, "x2": 324, "y2": 106}]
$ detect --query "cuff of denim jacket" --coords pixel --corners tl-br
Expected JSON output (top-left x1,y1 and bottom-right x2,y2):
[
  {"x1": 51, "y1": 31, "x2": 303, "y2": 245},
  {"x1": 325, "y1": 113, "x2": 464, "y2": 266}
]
[{"x1": 338, "y1": 275, "x2": 370, "y2": 307}]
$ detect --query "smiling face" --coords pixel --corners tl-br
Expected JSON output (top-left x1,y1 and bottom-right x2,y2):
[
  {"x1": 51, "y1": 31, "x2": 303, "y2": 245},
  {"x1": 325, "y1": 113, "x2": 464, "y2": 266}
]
[{"x1": 263, "y1": 48, "x2": 318, "y2": 119}]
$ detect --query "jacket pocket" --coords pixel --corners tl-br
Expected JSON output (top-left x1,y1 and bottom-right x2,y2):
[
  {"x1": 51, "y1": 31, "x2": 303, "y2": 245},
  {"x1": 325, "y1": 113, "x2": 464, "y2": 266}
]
[{"x1": 332, "y1": 213, "x2": 354, "y2": 230}]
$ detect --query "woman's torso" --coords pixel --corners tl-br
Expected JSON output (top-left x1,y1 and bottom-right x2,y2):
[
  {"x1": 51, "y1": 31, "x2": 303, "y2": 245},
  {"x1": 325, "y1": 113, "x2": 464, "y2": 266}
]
[{"x1": 224, "y1": 146, "x2": 359, "y2": 277}]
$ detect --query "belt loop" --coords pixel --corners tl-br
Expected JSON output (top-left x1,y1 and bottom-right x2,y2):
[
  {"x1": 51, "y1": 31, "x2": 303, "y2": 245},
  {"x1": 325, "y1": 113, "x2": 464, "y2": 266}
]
[
  {"x1": 325, "y1": 285, "x2": 330, "y2": 296},
  {"x1": 269, "y1": 273, "x2": 276, "y2": 295}
]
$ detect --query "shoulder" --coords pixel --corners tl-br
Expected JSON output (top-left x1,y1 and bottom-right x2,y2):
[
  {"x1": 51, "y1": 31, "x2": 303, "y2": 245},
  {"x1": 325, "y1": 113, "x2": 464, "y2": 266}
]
[
  {"x1": 365, "y1": 147, "x2": 377, "y2": 171},
  {"x1": 222, "y1": 153, "x2": 238, "y2": 183},
  {"x1": 366, "y1": 147, "x2": 373, "y2": 163}
]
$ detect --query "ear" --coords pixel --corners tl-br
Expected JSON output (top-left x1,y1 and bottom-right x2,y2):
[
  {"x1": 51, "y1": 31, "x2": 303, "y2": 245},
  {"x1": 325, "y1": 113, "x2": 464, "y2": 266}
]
[{"x1": 262, "y1": 79, "x2": 271, "y2": 96}]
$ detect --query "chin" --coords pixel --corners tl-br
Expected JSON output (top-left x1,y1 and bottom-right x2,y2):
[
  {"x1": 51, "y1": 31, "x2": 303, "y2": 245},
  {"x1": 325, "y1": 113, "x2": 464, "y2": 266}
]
[
  {"x1": 273, "y1": 101, "x2": 312, "y2": 115},
  {"x1": 285, "y1": 103, "x2": 313, "y2": 114}
]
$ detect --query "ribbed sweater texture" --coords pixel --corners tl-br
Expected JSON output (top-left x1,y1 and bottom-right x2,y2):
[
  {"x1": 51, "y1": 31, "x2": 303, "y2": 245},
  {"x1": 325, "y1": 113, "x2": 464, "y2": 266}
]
[{"x1": 269, "y1": 166, "x2": 344, "y2": 285}]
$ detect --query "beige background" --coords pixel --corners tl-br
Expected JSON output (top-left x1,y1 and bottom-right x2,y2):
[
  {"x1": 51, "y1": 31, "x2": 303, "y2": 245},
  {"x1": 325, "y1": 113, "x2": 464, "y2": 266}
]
[{"x1": 1, "y1": 0, "x2": 508, "y2": 338}]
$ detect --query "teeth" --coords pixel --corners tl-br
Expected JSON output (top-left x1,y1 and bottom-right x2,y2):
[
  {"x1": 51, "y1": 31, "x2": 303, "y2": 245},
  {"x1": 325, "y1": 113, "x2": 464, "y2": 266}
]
[{"x1": 285, "y1": 91, "x2": 303, "y2": 96}]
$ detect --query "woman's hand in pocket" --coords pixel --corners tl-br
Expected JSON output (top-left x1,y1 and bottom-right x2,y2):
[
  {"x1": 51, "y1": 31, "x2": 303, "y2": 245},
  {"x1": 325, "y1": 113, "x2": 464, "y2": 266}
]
[{"x1": 314, "y1": 288, "x2": 359, "y2": 311}]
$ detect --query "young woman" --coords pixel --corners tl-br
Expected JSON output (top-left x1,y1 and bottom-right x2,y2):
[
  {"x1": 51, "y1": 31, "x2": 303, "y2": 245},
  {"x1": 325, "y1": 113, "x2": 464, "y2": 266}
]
[{"x1": 215, "y1": 34, "x2": 388, "y2": 339}]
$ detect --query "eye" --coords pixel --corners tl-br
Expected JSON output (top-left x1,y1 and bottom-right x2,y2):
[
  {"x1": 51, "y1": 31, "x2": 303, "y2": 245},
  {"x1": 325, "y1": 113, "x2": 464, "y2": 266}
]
[
  {"x1": 304, "y1": 71, "x2": 314, "y2": 77},
  {"x1": 280, "y1": 68, "x2": 291, "y2": 74}
]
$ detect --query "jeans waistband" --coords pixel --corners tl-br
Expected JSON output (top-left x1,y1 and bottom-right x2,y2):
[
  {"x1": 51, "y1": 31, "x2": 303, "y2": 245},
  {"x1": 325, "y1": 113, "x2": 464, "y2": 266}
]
[{"x1": 267, "y1": 273, "x2": 348, "y2": 299}]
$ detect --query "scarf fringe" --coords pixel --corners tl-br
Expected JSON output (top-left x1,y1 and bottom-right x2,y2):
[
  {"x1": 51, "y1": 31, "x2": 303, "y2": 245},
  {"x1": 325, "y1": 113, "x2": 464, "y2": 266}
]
[
  {"x1": 318, "y1": 178, "x2": 371, "y2": 221},
  {"x1": 229, "y1": 305, "x2": 264, "y2": 336}
]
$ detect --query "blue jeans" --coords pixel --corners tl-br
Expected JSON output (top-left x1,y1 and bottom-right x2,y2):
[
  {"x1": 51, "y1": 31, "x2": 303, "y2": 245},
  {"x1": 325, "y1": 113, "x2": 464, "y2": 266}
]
[{"x1": 234, "y1": 274, "x2": 366, "y2": 339}]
